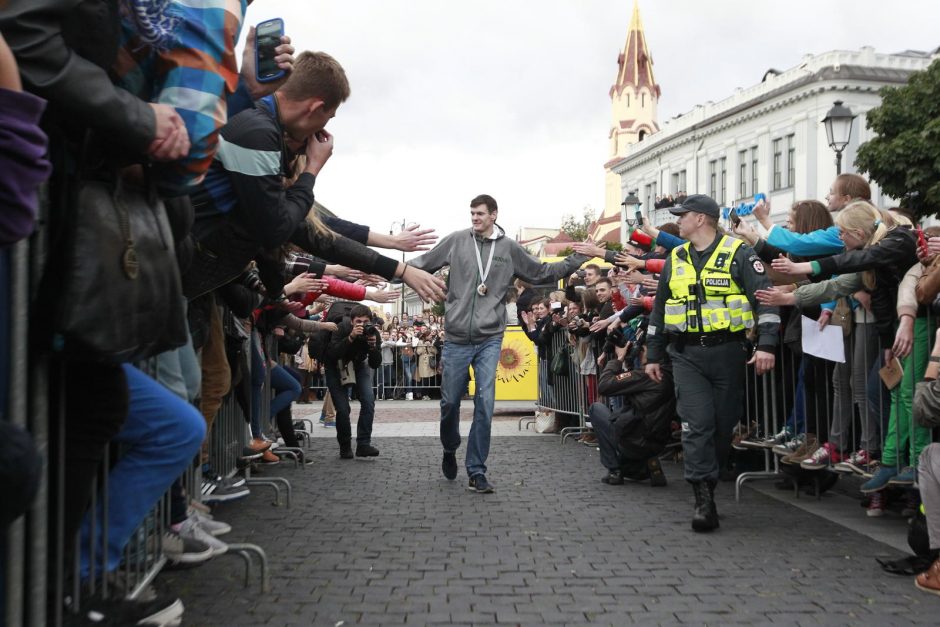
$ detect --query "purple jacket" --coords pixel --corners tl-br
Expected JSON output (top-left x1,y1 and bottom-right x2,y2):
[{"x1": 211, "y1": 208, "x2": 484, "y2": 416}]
[{"x1": 0, "y1": 88, "x2": 51, "y2": 246}]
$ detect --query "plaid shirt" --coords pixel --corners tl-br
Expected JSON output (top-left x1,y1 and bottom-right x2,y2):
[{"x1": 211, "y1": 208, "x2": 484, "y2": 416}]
[{"x1": 113, "y1": 0, "x2": 247, "y2": 195}]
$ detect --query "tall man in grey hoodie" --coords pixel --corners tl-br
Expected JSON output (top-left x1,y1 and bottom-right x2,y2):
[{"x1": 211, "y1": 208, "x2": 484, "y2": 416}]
[{"x1": 409, "y1": 194, "x2": 589, "y2": 492}]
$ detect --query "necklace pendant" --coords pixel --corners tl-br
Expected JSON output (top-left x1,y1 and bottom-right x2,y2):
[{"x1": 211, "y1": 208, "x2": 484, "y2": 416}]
[{"x1": 477, "y1": 283, "x2": 487, "y2": 296}]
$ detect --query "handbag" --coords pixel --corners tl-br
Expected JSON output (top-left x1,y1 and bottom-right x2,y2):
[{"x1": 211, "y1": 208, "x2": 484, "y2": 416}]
[
  {"x1": 340, "y1": 360, "x2": 356, "y2": 385},
  {"x1": 829, "y1": 298, "x2": 854, "y2": 338},
  {"x1": 534, "y1": 411, "x2": 557, "y2": 434},
  {"x1": 550, "y1": 346, "x2": 570, "y2": 377},
  {"x1": 51, "y1": 167, "x2": 187, "y2": 363}
]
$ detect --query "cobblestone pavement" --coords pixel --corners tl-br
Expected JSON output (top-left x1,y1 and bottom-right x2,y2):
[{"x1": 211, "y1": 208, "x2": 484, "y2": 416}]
[{"x1": 163, "y1": 433, "x2": 939, "y2": 625}]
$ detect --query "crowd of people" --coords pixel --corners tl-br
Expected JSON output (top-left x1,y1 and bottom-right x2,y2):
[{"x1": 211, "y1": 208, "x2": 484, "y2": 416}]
[
  {"x1": 1, "y1": 2, "x2": 940, "y2": 623},
  {"x1": 653, "y1": 192, "x2": 687, "y2": 209},
  {"x1": 0, "y1": 2, "x2": 456, "y2": 624},
  {"x1": 517, "y1": 176, "x2": 940, "y2": 593}
]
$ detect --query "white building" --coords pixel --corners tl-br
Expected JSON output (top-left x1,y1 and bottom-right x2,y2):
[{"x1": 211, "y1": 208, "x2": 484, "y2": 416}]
[{"x1": 609, "y1": 46, "x2": 938, "y2": 227}]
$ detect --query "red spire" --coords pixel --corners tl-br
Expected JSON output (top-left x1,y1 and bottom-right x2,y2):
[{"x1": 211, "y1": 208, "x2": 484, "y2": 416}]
[{"x1": 611, "y1": 1, "x2": 660, "y2": 99}]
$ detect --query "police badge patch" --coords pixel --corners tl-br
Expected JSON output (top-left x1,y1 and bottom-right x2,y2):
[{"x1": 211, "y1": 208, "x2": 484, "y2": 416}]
[{"x1": 752, "y1": 259, "x2": 765, "y2": 274}]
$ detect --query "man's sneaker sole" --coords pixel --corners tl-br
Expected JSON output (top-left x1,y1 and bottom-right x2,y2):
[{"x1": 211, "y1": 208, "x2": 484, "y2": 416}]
[
  {"x1": 138, "y1": 597, "x2": 184, "y2": 626},
  {"x1": 735, "y1": 439, "x2": 771, "y2": 451},
  {"x1": 467, "y1": 484, "x2": 495, "y2": 493},
  {"x1": 202, "y1": 487, "x2": 250, "y2": 503},
  {"x1": 832, "y1": 462, "x2": 858, "y2": 474},
  {"x1": 467, "y1": 477, "x2": 495, "y2": 493},
  {"x1": 836, "y1": 462, "x2": 866, "y2": 476}
]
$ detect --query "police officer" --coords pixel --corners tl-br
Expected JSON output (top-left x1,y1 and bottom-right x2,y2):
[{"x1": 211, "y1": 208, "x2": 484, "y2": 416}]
[{"x1": 645, "y1": 195, "x2": 779, "y2": 532}]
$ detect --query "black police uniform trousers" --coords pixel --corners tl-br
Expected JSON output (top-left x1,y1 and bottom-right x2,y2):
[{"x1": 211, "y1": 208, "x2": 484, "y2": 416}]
[{"x1": 667, "y1": 339, "x2": 746, "y2": 482}]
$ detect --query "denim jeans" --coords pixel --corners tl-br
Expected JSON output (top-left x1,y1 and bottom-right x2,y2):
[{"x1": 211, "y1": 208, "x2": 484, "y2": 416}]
[
  {"x1": 380, "y1": 363, "x2": 394, "y2": 399},
  {"x1": 587, "y1": 403, "x2": 620, "y2": 471},
  {"x1": 250, "y1": 333, "x2": 301, "y2": 438},
  {"x1": 80, "y1": 364, "x2": 205, "y2": 576},
  {"x1": 400, "y1": 356, "x2": 415, "y2": 395},
  {"x1": 325, "y1": 359, "x2": 375, "y2": 447},
  {"x1": 440, "y1": 335, "x2": 502, "y2": 478}
]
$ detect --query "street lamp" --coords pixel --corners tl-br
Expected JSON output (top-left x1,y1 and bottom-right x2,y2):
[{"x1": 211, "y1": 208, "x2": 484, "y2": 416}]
[
  {"x1": 822, "y1": 100, "x2": 856, "y2": 175},
  {"x1": 390, "y1": 219, "x2": 408, "y2": 316},
  {"x1": 621, "y1": 189, "x2": 642, "y2": 245}
]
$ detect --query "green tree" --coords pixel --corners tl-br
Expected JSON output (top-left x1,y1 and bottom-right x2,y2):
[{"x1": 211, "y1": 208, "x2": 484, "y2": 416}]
[
  {"x1": 560, "y1": 205, "x2": 596, "y2": 241},
  {"x1": 855, "y1": 59, "x2": 940, "y2": 219}
]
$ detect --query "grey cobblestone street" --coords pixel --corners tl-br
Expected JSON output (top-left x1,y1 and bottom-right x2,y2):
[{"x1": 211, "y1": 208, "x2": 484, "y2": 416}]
[{"x1": 163, "y1": 414, "x2": 940, "y2": 625}]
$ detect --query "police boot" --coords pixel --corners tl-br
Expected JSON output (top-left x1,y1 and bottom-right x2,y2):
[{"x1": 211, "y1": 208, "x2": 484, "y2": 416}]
[{"x1": 690, "y1": 481, "x2": 719, "y2": 532}]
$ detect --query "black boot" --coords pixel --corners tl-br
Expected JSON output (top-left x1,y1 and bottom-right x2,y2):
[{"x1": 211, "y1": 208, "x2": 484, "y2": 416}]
[
  {"x1": 690, "y1": 481, "x2": 719, "y2": 532},
  {"x1": 601, "y1": 469, "x2": 624, "y2": 485}
]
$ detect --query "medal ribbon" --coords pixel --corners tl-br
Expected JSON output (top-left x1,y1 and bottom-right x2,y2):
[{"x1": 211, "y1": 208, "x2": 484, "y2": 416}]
[{"x1": 473, "y1": 232, "x2": 496, "y2": 289}]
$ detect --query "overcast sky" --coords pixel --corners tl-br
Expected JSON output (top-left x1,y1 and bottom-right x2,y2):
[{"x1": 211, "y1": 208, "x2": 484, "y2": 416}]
[{"x1": 243, "y1": 0, "x2": 939, "y2": 257}]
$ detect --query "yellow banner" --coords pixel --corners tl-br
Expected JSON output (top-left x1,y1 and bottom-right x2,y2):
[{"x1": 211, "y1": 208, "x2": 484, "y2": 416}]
[{"x1": 468, "y1": 328, "x2": 538, "y2": 401}]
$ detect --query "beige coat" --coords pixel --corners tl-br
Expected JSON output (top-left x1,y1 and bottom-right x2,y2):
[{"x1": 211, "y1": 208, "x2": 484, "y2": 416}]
[{"x1": 415, "y1": 344, "x2": 438, "y2": 379}]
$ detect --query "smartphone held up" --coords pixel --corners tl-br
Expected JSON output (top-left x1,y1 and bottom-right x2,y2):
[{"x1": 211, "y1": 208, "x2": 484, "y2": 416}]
[{"x1": 255, "y1": 18, "x2": 286, "y2": 83}]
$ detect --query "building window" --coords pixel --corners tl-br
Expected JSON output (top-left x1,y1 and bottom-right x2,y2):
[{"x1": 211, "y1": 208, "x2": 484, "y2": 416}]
[
  {"x1": 625, "y1": 94, "x2": 630, "y2": 107},
  {"x1": 787, "y1": 134, "x2": 795, "y2": 187},
  {"x1": 709, "y1": 160, "x2": 717, "y2": 200},
  {"x1": 679, "y1": 169, "x2": 687, "y2": 195},
  {"x1": 671, "y1": 172, "x2": 679, "y2": 195},
  {"x1": 750, "y1": 147, "x2": 758, "y2": 195},
  {"x1": 772, "y1": 138, "x2": 782, "y2": 190},
  {"x1": 738, "y1": 150, "x2": 747, "y2": 198},
  {"x1": 641, "y1": 92, "x2": 646, "y2": 107},
  {"x1": 719, "y1": 157, "x2": 727, "y2": 205}
]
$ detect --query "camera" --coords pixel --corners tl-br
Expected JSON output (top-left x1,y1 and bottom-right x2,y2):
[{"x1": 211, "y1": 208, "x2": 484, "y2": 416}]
[
  {"x1": 241, "y1": 267, "x2": 265, "y2": 294},
  {"x1": 283, "y1": 252, "x2": 316, "y2": 279},
  {"x1": 576, "y1": 269, "x2": 587, "y2": 278},
  {"x1": 550, "y1": 301, "x2": 562, "y2": 311},
  {"x1": 603, "y1": 329, "x2": 630, "y2": 354}
]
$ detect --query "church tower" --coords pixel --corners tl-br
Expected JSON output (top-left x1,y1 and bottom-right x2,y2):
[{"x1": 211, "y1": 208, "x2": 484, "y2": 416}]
[{"x1": 596, "y1": 1, "x2": 660, "y2": 244}]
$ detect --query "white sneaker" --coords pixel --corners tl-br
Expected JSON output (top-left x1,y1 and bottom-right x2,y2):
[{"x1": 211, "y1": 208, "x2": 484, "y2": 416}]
[
  {"x1": 189, "y1": 509, "x2": 231, "y2": 537},
  {"x1": 406, "y1": 393, "x2": 413, "y2": 400},
  {"x1": 178, "y1": 517, "x2": 228, "y2": 556}
]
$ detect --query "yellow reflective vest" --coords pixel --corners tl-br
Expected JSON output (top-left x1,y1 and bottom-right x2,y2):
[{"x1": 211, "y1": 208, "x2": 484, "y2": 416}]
[{"x1": 663, "y1": 236, "x2": 755, "y2": 333}]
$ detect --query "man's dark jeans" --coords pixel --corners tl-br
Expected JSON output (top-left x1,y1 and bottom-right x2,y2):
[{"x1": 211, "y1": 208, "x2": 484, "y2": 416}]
[{"x1": 325, "y1": 360, "x2": 375, "y2": 447}]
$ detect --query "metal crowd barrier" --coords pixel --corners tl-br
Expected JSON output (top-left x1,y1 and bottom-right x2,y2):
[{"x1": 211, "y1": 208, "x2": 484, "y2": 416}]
[
  {"x1": 735, "y1": 310, "x2": 938, "y2": 506},
  {"x1": 285, "y1": 342, "x2": 444, "y2": 402},
  {"x1": 3, "y1": 204, "x2": 50, "y2": 627},
  {"x1": 531, "y1": 328, "x2": 592, "y2": 442}
]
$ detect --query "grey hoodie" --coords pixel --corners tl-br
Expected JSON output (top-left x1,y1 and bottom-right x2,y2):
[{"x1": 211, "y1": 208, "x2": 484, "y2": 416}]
[{"x1": 410, "y1": 226, "x2": 587, "y2": 344}]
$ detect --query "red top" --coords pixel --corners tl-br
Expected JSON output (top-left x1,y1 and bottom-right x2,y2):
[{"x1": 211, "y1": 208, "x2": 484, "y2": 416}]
[{"x1": 299, "y1": 275, "x2": 367, "y2": 307}]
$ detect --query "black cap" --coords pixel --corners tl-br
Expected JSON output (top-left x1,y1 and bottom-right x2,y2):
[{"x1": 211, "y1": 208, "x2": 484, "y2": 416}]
[{"x1": 669, "y1": 194, "x2": 720, "y2": 219}]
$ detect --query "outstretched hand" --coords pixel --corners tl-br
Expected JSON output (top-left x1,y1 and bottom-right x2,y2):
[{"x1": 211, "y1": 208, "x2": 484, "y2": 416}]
[
  {"x1": 572, "y1": 239, "x2": 606, "y2": 258},
  {"x1": 366, "y1": 287, "x2": 402, "y2": 303},
  {"x1": 770, "y1": 254, "x2": 811, "y2": 277},
  {"x1": 403, "y1": 266, "x2": 446, "y2": 303},
  {"x1": 614, "y1": 253, "x2": 644, "y2": 271},
  {"x1": 392, "y1": 224, "x2": 438, "y2": 252},
  {"x1": 754, "y1": 287, "x2": 796, "y2": 307}
]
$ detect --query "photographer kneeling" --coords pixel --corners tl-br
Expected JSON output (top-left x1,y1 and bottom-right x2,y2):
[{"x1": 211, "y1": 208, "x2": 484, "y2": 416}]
[
  {"x1": 589, "y1": 329, "x2": 676, "y2": 486},
  {"x1": 325, "y1": 305, "x2": 382, "y2": 459}
]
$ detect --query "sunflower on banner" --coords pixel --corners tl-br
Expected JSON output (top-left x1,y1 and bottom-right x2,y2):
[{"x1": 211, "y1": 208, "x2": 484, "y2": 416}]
[{"x1": 469, "y1": 328, "x2": 537, "y2": 401}]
